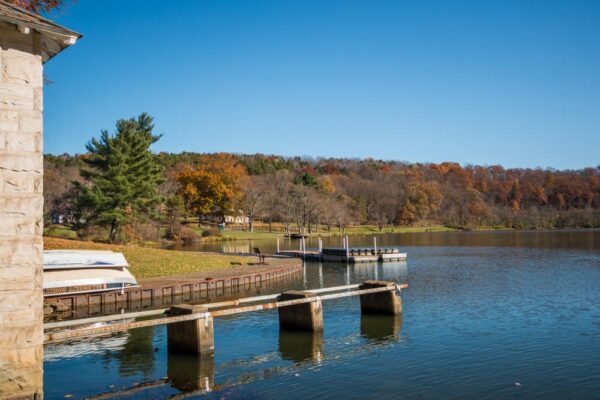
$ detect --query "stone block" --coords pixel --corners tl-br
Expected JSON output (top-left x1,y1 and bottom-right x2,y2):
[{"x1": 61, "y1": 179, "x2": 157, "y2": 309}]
[
  {"x1": 5, "y1": 132, "x2": 41, "y2": 153},
  {"x1": 0, "y1": 154, "x2": 42, "y2": 173},
  {"x1": 168, "y1": 305, "x2": 214, "y2": 355},
  {"x1": 0, "y1": 348, "x2": 42, "y2": 368},
  {"x1": 33, "y1": 87, "x2": 43, "y2": 111},
  {"x1": 278, "y1": 291, "x2": 324, "y2": 332},
  {"x1": 1, "y1": 53, "x2": 42, "y2": 86},
  {"x1": 0, "y1": 194, "x2": 43, "y2": 217},
  {"x1": 0, "y1": 237, "x2": 42, "y2": 265},
  {"x1": 0, "y1": 265, "x2": 37, "y2": 281},
  {"x1": 0, "y1": 173, "x2": 42, "y2": 193},
  {"x1": 0, "y1": 323, "x2": 42, "y2": 349},
  {"x1": 18, "y1": 111, "x2": 42, "y2": 134},
  {"x1": 0, "y1": 290, "x2": 42, "y2": 314},
  {"x1": 0, "y1": 308, "x2": 42, "y2": 327},
  {"x1": 359, "y1": 280, "x2": 402, "y2": 315},
  {"x1": 0, "y1": 365, "x2": 42, "y2": 400},
  {"x1": 0, "y1": 110, "x2": 19, "y2": 133},
  {"x1": 0, "y1": 82, "x2": 34, "y2": 102}
]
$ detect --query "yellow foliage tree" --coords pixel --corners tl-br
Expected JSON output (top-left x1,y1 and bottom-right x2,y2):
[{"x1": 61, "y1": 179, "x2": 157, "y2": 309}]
[
  {"x1": 176, "y1": 168, "x2": 232, "y2": 217},
  {"x1": 176, "y1": 154, "x2": 247, "y2": 218}
]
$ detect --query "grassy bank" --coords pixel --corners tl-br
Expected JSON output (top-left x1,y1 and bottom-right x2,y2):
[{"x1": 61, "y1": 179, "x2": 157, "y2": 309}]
[
  {"x1": 44, "y1": 237, "x2": 254, "y2": 279},
  {"x1": 44, "y1": 224, "x2": 459, "y2": 243},
  {"x1": 196, "y1": 225, "x2": 457, "y2": 241}
]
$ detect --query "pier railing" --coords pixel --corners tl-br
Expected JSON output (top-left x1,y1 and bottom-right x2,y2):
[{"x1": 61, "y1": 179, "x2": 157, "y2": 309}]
[{"x1": 44, "y1": 281, "x2": 408, "y2": 346}]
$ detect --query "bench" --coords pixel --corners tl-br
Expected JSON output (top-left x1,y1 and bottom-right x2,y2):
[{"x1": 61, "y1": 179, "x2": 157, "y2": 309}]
[{"x1": 254, "y1": 247, "x2": 266, "y2": 264}]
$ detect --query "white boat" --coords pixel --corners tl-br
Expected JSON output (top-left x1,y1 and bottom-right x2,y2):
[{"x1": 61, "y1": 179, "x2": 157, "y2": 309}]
[{"x1": 43, "y1": 250, "x2": 138, "y2": 297}]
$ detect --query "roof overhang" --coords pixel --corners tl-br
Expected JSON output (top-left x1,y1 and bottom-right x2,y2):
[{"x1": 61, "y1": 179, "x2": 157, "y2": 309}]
[{"x1": 0, "y1": 1, "x2": 81, "y2": 62}]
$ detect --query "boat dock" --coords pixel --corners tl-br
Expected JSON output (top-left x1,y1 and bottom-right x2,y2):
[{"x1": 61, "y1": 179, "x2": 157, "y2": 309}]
[{"x1": 276, "y1": 236, "x2": 407, "y2": 263}]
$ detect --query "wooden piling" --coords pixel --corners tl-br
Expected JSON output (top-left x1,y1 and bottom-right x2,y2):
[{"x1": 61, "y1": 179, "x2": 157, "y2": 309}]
[
  {"x1": 302, "y1": 237, "x2": 306, "y2": 257},
  {"x1": 358, "y1": 281, "x2": 402, "y2": 315},
  {"x1": 277, "y1": 291, "x2": 323, "y2": 331},
  {"x1": 167, "y1": 304, "x2": 214, "y2": 355}
]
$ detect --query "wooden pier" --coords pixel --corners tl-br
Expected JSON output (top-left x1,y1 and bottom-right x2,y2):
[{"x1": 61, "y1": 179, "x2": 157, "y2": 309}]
[
  {"x1": 45, "y1": 280, "x2": 407, "y2": 397},
  {"x1": 43, "y1": 281, "x2": 408, "y2": 345}
]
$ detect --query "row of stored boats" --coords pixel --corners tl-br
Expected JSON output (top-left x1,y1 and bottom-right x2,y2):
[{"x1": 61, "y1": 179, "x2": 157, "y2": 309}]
[{"x1": 43, "y1": 250, "x2": 138, "y2": 298}]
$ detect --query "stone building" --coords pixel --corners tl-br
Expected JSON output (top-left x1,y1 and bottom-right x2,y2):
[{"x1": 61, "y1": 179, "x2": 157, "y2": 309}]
[{"x1": 0, "y1": 2, "x2": 79, "y2": 398}]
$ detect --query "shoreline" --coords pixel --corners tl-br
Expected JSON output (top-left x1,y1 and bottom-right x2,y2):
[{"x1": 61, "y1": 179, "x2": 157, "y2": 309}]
[
  {"x1": 169, "y1": 225, "x2": 600, "y2": 244},
  {"x1": 44, "y1": 254, "x2": 303, "y2": 319}
]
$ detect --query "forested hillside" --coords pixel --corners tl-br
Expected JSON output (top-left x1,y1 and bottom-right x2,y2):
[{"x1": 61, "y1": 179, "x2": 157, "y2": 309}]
[{"x1": 44, "y1": 151, "x2": 600, "y2": 238}]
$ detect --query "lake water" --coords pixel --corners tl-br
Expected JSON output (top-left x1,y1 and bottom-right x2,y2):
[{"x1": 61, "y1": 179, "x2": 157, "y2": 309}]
[{"x1": 44, "y1": 230, "x2": 600, "y2": 399}]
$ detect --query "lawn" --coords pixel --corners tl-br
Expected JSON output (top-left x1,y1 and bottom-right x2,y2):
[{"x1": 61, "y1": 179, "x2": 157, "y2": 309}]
[
  {"x1": 207, "y1": 225, "x2": 457, "y2": 239},
  {"x1": 43, "y1": 237, "x2": 254, "y2": 279},
  {"x1": 193, "y1": 228, "x2": 284, "y2": 240},
  {"x1": 43, "y1": 225, "x2": 78, "y2": 240}
]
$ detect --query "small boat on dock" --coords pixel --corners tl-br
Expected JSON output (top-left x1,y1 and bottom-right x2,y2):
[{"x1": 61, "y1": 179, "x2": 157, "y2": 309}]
[{"x1": 43, "y1": 250, "x2": 138, "y2": 297}]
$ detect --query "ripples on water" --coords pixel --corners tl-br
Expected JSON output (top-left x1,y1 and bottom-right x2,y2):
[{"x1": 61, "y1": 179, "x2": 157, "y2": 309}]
[{"x1": 44, "y1": 231, "x2": 600, "y2": 399}]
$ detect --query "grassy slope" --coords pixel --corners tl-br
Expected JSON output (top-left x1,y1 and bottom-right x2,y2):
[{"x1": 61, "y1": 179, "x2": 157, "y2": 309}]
[
  {"x1": 43, "y1": 224, "x2": 458, "y2": 244},
  {"x1": 44, "y1": 237, "x2": 253, "y2": 279},
  {"x1": 195, "y1": 225, "x2": 457, "y2": 240}
]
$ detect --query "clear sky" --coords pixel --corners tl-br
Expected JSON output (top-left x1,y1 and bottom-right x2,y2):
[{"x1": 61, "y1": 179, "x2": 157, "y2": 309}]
[{"x1": 43, "y1": 0, "x2": 600, "y2": 169}]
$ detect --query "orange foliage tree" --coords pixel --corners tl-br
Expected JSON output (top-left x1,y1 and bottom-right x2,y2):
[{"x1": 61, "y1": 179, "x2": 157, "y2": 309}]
[{"x1": 176, "y1": 154, "x2": 247, "y2": 219}]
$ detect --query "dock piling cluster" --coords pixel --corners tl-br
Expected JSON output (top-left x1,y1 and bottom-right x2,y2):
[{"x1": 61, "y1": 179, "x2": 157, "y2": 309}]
[
  {"x1": 166, "y1": 280, "x2": 404, "y2": 356},
  {"x1": 277, "y1": 236, "x2": 407, "y2": 263}
]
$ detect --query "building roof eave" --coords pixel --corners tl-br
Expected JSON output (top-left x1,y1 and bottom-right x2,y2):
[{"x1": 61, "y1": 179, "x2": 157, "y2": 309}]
[{"x1": 0, "y1": 1, "x2": 81, "y2": 62}]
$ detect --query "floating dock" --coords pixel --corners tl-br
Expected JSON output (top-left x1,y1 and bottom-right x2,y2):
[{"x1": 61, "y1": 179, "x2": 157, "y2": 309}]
[
  {"x1": 278, "y1": 247, "x2": 407, "y2": 263},
  {"x1": 277, "y1": 234, "x2": 408, "y2": 263},
  {"x1": 322, "y1": 247, "x2": 407, "y2": 263}
]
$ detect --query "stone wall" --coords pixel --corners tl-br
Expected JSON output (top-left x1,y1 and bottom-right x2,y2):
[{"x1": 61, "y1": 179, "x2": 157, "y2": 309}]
[{"x1": 0, "y1": 20, "x2": 44, "y2": 399}]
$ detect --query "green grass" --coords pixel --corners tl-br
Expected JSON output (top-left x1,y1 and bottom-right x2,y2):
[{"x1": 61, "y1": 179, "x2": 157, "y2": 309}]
[
  {"x1": 198, "y1": 228, "x2": 284, "y2": 240},
  {"x1": 312, "y1": 225, "x2": 456, "y2": 236},
  {"x1": 43, "y1": 223, "x2": 458, "y2": 245},
  {"x1": 44, "y1": 237, "x2": 254, "y2": 279},
  {"x1": 202, "y1": 225, "x2": 457, "y2": 240},
  {"x1": 44, "y1": 225, "x2": 78, "y2": 240}
]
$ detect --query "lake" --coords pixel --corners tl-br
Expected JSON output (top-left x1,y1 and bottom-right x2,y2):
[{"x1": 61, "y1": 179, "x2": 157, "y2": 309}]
[{"x1": 44, "y1": 230, "x2": 600, "y2": 399}]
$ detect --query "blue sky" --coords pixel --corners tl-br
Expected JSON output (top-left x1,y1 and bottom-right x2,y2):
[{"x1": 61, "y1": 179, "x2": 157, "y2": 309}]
[{"x1": 44, "y1": 0, "x2": 600, "y2": 169}]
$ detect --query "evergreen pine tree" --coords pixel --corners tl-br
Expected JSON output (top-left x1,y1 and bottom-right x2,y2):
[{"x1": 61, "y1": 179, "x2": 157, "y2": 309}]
[{"x1": 76, "y1": 113, "x2": 164, "y2": 242}]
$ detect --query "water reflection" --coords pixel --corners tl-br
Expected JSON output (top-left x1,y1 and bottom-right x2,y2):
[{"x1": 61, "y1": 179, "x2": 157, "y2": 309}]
[
  {"x1": 278, "y1": 330, "x2": 324, "y2": 364},
  {"x1": 166, "y1": 229, "x2": 600, "y2": 254},
  {"x1": 45, "y1": 231, "x2": 600, "y2": 400},
  {"x1": 360, "y1": 314, "x2": 403, "y2": 342},
  {"x1": 106, "y1": 326, "x2": 155, "y2": 379},
  {"x1": 168, "y1": 352, "x2": 214, "y2": 392}
]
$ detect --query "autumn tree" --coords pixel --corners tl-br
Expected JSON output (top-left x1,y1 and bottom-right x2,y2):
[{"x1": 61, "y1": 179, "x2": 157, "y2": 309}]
[
  {"x1": 241, "y1": 175, "x2": 270, "y2": 232},
  {"x1": 8, "y1": 0, "x2": 66, "y2": 13},
  {"x1": 176, "y1": 154, "x2": 247, "y2": 220},
  {"x1": 176, "y1": 168, "x2": 230, "y2": 218},
  {"x1": 261, "y1": 170, "x2": 294, "y2": 232},
  {"x1": 164, "y1": 195, "x2": 185, "y2": 240},
  {"x1": 75, "y1": 113, "x2": 164, "y2": 243}
]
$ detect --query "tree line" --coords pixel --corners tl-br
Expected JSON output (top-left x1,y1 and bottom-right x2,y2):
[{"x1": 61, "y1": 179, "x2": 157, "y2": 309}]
[{"x1": 44, "y1": 113, "x2": 600, "y2": 242}]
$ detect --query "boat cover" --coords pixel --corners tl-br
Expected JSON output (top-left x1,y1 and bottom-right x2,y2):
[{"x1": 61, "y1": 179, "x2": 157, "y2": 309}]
[{"x1": 43, "y1": 250, "x2": 129, "y2": 270}]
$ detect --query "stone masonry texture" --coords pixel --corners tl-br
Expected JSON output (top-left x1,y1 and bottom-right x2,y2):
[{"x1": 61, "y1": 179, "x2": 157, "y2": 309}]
[{"x1": 0, "y1": 20, "x2": 45, "y2": 399}]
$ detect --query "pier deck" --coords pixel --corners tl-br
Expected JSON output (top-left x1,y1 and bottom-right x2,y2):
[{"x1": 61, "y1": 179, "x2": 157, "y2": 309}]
[{"x1": 278, "y1": 247, "x2": 407, "y2": 263}]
